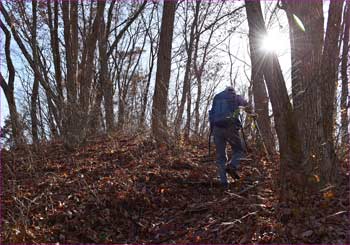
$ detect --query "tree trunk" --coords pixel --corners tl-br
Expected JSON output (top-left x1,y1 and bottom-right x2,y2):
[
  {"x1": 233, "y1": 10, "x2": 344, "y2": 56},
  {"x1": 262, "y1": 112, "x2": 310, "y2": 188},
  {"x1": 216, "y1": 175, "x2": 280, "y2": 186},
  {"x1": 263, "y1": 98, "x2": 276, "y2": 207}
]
[
  {"x1": 62, "y1": 1, "x2": 79, "y2": 147},
  {"x1": 151, "y1": 0, "x2": 177, "y2": 143},
  {"x1": 341, "y1": 1, "x2": 350, "y2": 146},
  {"x1": 45, "y1": 91, "x2": 58, "y2": 138},
  {"x1": 283, "y1": 0, "x2": 344, "y2": 183},
  {"x1": 193, "y1": 26, "x2": 203, "y2": 136},
  {"x1": 283, "y1": 1, "x2": 324, "y2": 174},
  {"x1": 248, "y1": 28, "x2": 276, "y2": 155},
  {"x1": 118, "y1": 95, "x2": 126, "y2": 130},
  {"x1": 0, "y1": 75, "x2": 23, "y2": 147},
  {"x1": 47, "y1": 0, "x2": 63, "y2": 133},
  {"x1": 319, "y1": 0, "x2": 344, "y2": 182},
  {"x1": 99, "y1": 18, "x2": 115, "y2": 132},
  {"x1": 140, "y1": 5, "x2": 157, "y2": 128},
  {"x1": 245, "y1": 1, "x2": 304, "y2": 200},
  {"x1": 193, "y1": 14, "x2": 215, "y2": 136},
  {"x1": 174, "y1": 1, "x2": 200, "y2": 137},
  {"x1": 140, "y1": 48, "x2": 155, "y2": 128},
  {"x1": 0, "y1": 20, "x2": 24, "y2": 147},
  {"x1": 184, "y1": 85, "x2": 192, "y2": 140},
  {"x1": 79, "y1": 1, "x2": 106, "y2": 136},
  {"x1": 31, "y1": 0, "x2": 39, "y2": 144}
]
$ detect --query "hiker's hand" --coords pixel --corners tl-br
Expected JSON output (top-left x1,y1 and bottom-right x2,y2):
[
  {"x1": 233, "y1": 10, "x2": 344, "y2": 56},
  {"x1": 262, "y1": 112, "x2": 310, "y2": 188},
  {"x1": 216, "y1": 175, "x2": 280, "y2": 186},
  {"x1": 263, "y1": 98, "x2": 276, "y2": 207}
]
[{"x1": 248, "y1": 113, "x2": 257, "y2": 119}]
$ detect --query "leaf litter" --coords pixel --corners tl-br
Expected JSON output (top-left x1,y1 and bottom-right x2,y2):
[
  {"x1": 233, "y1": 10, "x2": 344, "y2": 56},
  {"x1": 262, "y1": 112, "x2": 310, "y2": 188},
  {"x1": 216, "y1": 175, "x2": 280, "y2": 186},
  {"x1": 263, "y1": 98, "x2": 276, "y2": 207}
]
[{"x1": 1, "y1": 134, "x2": 349, "y2": 243}]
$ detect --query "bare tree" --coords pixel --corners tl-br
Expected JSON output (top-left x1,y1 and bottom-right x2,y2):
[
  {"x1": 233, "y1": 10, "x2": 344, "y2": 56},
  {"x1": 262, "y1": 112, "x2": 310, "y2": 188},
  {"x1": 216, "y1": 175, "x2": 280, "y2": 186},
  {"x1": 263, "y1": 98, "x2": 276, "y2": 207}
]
[
  {"x1": 0, "y1": 20, "x2": 24, "y2": 147},
  {"x1": 174, "y1": 1, "x2": 200, "y2": 139},
  {"x1": 151, "y1": 1, "x2": 177, "y2": 143},
  {"x1": 245, "y1": 1, "x2": 303, "y2": 199},
  {"x1": 139, "y1": 5, "x2": 159, "y2": 128},
  {"x1": 30, "y1": 0, "x2": 39, "y2": 144}
]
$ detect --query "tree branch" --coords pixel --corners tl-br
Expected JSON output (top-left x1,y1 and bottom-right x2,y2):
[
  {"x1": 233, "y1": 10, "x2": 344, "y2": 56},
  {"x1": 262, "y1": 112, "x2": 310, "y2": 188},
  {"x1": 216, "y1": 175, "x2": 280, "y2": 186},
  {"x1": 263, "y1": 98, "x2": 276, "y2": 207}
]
[{"x1": 107, "y1": 0, "x2": 147, "y2": 58}]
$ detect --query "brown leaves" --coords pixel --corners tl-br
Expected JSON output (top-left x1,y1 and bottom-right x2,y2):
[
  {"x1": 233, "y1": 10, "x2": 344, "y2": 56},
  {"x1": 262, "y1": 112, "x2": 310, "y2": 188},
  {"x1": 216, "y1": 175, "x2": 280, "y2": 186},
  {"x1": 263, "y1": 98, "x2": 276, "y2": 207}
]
[{"x1": 1, "y1": 134, "x2": 349, "y2": 243}]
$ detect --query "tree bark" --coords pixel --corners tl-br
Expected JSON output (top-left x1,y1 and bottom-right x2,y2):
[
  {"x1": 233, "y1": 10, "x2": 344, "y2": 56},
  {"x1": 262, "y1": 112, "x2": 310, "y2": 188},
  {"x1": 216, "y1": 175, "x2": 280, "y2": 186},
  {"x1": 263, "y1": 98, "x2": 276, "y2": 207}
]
[
  {"x1": 47, "y1": 0, "x2": 63, "y2": 134},
  {"x1": 283, "y1": 0, "x2": 344, "y2": 183},
  {"x1": 283, "y1": 2, "x2": 324, "y2": 172},
  {"x1": 341, "y1": 1, "x2": 350, "y2": 146},
  {"x1": 319, "y1": 0, "x2": 344, "y2": 181},
  {"x1": 151, "y1": 0, "x2": 177, "y2": 143},
  {"x1": 98, "y1": 17, "x2": 115, "y2": 132},
  {"x1": 47, "y1": 0, "x2": 62, "y2": 99},
  {"x1": 31, "y1": 0, "x2": 39, "y2": 144},
  {"x1": 79, "y1": 1, "x2": 106, "y2": 134},
  {"x1": 62, "y1": 1, "x2": 79, "y2": 147},
  {"x1": 248, "y1": 23, "x2": 275, "y2": 154}
]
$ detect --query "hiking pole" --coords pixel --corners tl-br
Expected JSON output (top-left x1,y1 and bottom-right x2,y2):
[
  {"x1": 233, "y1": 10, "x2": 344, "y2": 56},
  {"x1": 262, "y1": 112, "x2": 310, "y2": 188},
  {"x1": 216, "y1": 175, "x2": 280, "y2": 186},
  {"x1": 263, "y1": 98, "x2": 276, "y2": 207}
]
[
  {"x1": 208, "y1": 126, "x2": 213, "y2": 157},
  {"x1": 239, "y1": 113, "x2": 249, "y2": 153}
]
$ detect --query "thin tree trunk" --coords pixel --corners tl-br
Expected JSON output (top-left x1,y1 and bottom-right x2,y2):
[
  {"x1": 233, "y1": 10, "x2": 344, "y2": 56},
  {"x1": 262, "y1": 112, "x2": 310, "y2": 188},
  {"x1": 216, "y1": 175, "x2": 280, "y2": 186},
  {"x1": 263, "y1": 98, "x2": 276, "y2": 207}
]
[
  {"x1": 140, "y1": 5, "x2": 157, "y2": 128},
  {"x1": 31, "y1": 0, "x2": 39, "y2": 144},
  {"x1": 341, "y1": 1, "x2": 350, "y2": 146},
  {"x1": 47, "y1": 0, "x2": 63, "y2": 134},
  {"x1": 47, "y1": 0, "x2": 62, "y2": 99},
  {"x1": 248, "y1": 28, "x2": 275, "y2": 154},
  {"x1": 319, "y1": 0, "x2": 344, "y2": 181},
  {"x1": 193, "y1": 26, "x2": 202, "y2": 136},
  {"x1": 174, "y1": 1, "x2": 200, "y2": 137},
  {"x1": 37, "y1": 93, "x2": 46, "y2": 140},
  {"x1": 151, "y1": 0, "x2": 177, "y2": 143},
  {"x1": 193, "y1": 7, "x2": 220, "y2": 135},
  {"x1": 0, "y1": 74, "x2": 23, "y2": 147},
  {"x1": 1, "y1": 2, "x2": 58, "y2": 106},
  {"x1": 184, "y1": 84, "x2": 192, "y2": 140},
  {"x1": 140, "y1": 47, "x2": 155, "y2": 128},
  {"x1": 98, "y1": 18, "x2": 115, "y2": 132},
  {"x1": 0, "y1": 20, "x2": 24, "y2": 147},
  {"x1": 45, "y1": 91, "x2": 58, "y2": 138}
]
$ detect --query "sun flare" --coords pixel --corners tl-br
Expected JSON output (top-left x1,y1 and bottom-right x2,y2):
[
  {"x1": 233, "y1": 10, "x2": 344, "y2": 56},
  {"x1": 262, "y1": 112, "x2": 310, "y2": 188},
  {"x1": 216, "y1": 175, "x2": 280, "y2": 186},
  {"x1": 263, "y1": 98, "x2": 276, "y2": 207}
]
[{"x1": 261, "y1": 30, "x2": 289, "y2": 53}]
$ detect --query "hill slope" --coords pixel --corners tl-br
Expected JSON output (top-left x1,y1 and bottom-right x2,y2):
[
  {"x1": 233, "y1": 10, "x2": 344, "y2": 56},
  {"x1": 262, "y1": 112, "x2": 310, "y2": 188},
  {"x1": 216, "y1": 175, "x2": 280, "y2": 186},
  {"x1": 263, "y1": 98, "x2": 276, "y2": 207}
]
[{"x1": 1, "y1": 134, "x2": 349, "y2": 243}]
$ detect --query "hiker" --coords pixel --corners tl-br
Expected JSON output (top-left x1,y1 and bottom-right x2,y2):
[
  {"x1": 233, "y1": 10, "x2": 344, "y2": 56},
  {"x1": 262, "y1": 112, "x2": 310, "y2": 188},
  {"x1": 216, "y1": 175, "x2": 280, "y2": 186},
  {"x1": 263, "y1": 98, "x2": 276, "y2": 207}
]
[{"x1": 209, "y1": 86, "x2": 252, "y2": 188}]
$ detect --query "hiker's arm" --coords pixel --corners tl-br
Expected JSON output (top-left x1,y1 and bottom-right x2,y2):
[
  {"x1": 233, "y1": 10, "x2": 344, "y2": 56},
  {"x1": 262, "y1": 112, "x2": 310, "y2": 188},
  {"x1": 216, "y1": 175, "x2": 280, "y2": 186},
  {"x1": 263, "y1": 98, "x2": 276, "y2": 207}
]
[{"x1": 237, "y1": 96, "x2": 256, "y2": 117}]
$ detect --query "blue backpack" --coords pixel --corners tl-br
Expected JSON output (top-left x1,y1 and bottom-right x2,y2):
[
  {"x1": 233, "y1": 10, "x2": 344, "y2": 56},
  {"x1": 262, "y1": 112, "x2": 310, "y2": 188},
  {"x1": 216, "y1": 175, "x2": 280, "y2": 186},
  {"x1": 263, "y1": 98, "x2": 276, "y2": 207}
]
[{"x1": 209, "y1": 90, "x2": 241, "y2": 128}]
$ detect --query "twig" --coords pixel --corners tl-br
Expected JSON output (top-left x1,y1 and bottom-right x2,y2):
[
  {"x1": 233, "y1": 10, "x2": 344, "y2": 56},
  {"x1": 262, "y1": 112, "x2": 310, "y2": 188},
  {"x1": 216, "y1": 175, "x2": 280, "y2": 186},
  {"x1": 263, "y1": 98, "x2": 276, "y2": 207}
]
[
  {"x1": 325, "y1": 210, "x2": 348, "y2": 219},
  {"x1": 225, "y1": 191, "x2": 247, "y2": 200},
  {"x1": 238, "y1": 181, "x2": 259, "y2": 195}
]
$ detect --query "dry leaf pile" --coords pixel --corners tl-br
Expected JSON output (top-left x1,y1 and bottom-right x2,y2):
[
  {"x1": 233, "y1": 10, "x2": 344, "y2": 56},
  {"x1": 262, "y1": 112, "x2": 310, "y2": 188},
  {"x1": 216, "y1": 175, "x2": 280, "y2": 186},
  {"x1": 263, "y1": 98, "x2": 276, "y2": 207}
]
[{"x1": 1, "y1": 134, "x2": 349, "y2": 243}]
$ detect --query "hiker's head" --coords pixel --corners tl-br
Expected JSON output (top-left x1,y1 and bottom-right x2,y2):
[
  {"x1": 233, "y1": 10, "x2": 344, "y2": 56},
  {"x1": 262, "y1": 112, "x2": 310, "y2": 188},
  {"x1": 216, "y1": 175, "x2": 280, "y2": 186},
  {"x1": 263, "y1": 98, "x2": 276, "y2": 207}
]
[{"x1": 225, "y1": 86, "x2": 235, "y2": 93}]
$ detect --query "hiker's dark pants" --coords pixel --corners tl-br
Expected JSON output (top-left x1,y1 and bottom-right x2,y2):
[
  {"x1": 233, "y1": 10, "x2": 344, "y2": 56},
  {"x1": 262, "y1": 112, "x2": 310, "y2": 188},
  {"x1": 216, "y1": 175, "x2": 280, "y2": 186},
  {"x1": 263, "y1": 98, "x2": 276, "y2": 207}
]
[{"x1": 213, "y1": 125, "x2": 244, "y2": 186}]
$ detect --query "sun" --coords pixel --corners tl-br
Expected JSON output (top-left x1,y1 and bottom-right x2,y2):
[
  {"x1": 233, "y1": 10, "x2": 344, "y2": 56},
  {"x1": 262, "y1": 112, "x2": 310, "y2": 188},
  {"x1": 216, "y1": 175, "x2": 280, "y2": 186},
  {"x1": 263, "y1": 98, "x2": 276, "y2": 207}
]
[{"x1": 261, "y1": 30, "x2": 289, "y2": 53}]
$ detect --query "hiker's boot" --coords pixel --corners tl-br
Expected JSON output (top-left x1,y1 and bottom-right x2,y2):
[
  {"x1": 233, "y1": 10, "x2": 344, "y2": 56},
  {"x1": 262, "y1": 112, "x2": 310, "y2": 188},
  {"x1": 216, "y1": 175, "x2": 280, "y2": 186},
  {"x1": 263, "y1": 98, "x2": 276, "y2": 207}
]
[{"x1": 226, "y1": 166, "x2": 240, "y2": 180}]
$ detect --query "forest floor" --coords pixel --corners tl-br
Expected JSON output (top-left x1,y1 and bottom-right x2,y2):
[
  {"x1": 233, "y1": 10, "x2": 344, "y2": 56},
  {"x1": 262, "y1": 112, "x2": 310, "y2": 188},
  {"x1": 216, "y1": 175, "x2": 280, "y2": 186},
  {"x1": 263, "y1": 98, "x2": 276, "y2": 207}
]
[{"x1": 1, "y1": 133, "x2": 349, "y2": 244}]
